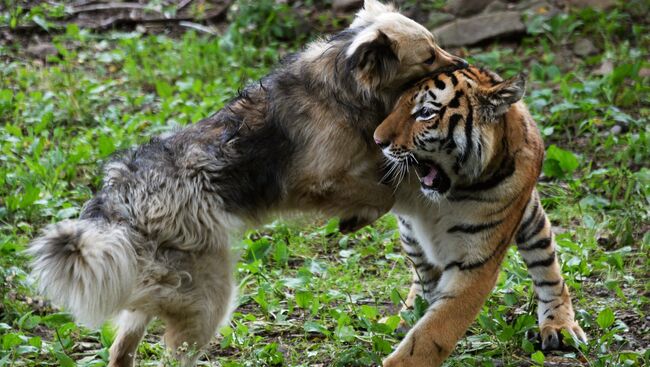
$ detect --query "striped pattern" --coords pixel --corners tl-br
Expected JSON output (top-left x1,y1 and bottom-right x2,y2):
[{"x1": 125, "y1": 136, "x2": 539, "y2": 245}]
[
  {"x1": 397, "y1": 217, "x2": 441, "y2": 305},
  {"x1": 514, "y1": 193, "x2": 585, "y2": 349},
  {"x1": 381, "y1": 66, "x2": 586, "y2": 365}
]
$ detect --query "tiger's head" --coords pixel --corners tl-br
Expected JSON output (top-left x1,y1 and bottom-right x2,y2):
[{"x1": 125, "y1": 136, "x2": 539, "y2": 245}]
[{"x1": 374, "y1": 66, "x2": 527, "y2": 201}]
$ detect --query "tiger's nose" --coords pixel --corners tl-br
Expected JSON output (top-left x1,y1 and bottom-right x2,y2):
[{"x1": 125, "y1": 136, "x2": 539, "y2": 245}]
[{"x1": 374, "y1": 137, "x2": 389, "y2": 149}]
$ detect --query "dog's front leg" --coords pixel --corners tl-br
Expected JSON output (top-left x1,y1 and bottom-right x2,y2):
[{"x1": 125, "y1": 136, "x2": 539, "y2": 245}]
[
  {"x1": 334, "y1": 178, "x2": 395, "y2": 233},
  {"x1": 291, "y1": 157, "x2": 395, "y2": 232}
]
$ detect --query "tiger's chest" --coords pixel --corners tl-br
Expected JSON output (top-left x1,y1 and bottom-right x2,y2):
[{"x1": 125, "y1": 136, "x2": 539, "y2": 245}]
[{"x1": 393, "y1": 195, "x2": 489, "y2": 269}]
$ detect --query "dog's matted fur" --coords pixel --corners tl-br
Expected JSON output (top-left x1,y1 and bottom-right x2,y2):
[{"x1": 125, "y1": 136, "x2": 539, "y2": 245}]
[{"x1": 28, "y1": 1, "x2": 466, "y2": 366}]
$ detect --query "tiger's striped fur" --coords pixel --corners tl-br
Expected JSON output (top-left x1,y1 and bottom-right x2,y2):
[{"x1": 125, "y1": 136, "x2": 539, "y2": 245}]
[{"x1": 374, "y1": 66, "x2": 587, "y2": 367}]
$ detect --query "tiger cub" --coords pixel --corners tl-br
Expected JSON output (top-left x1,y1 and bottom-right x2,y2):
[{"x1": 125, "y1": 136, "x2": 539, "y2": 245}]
[{"x1": 373, "y1": 66, "x2": 587, "y2": 367}]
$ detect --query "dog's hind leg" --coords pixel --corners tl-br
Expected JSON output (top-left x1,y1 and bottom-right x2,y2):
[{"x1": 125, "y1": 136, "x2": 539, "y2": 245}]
[
  {"x1": 161, "y1": 248, "x2": 236, "y2": 367},
  {"x1": 162, "y1": 289, "x2": 236, "y2": 366},
  {"x1": 108, "y1": 310, "x2": 152, "y2": 367}
]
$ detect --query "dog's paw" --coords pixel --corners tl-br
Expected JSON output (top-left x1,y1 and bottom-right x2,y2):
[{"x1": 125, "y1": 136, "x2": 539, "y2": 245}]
[
  {"x1": 339, "y1": 216, "x2": 365, "y2": 234},
  {"x1": 339, "y1": 206, "x2": 384, "y2": 234}
]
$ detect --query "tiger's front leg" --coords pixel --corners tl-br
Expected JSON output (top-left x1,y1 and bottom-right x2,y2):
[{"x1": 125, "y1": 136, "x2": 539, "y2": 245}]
[
  {"x1": 515, "y1": 191, "x2": 587, "y2": 349},
  {"x1": 383, "y1": 250, "x2": 507, "y2": 367},
  {"x1": 397, "y1": 217, "x2": 442, "y2": 309},
  {"x1": 386, "y1": 217, "x2": 444, "y2": 334}
]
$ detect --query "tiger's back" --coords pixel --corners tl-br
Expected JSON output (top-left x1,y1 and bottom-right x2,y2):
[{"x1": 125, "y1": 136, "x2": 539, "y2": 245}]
[{"x1": 374, "y1": 66, "x2": 586, "y2": 367}]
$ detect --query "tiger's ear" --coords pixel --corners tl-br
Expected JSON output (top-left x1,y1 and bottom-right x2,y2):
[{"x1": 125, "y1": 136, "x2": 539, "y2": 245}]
[{"x1": 478, "y1": 73, "x2": 526, "y2": 121}]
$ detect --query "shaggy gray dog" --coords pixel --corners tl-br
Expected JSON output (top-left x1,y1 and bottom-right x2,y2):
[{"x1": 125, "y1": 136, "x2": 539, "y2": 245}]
[{"x1": 29, "y1": 1, "x2": 466, "y2": 366}]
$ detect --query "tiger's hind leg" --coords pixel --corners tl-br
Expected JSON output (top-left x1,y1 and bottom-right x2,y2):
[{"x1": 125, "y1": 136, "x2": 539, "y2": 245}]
[{"x1": 515, "y1": 190, "x2": 587, "y2": 349}]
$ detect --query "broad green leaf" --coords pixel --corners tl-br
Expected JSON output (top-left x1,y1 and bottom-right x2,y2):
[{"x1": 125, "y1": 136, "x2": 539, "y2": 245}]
[
  {"x1": 28, "y1": 336, "x2": 42, "y2": 349},
  {"x1": 272, "y1": 240, "x2": 288, "y2": 265},
  {"x1": 597, "y1": 308, "x2": 615, "y2": 329},
  {"x1": 522, "y1": 338, "x2": 535, "y2": 353},
  {"x1": 360, "y1": 305, "x2": 378, "y2": 320},
  {"x1": 98, "y1": 134, "x2": 115, "y2": 157},
  {"x1": 155, "y1": 81, "x2": 174, "y2": 99},
  {"x1": 389, "y1": 289, "x2": 403, "y2": 306},
  {"x1": 543, "y1": 144, "x2": 579, "y2": 179},
  {"x1": 295, "y1": 290, "x2": 312, "y2": 309},
  {"x1": 303, "y1": 321, "x2": 330, "y2": 336},
  {"x1": 531, "y1": 350, "x2": 545, "y2": 365},
  {"x1": 32, "y1": 15, "x2": 49, "y2": 31},
  {"x1": 413, "y1": 295, "x2": 429, "y2": 320},
  {"x1": 41, "y1": 313, "x2": 73, "y2": 328},
  {"x1": 246, "y1": 237, "x2": 271, "y2": 263},
  {"x1": 381, "y1": 315, "x2": 402, "y2": 332},
  {"x1": 334, "y1": 325, "x2": 355, "y2": 342},
  {"x1": 2, "y1": 333, "x2": 24, "y2": 349},
  {"x1": 372, "y1": 335, "x2": 392, "y2": 353},
  {"x1": 100, "y1": 322, "x2": 116, "y2": 348},
  {"x1": 52, "y1": 351, "x2": 76, "y2": 367},
  {"x1": 56, "y1": 207, "x2": 78, "y2": 220}
]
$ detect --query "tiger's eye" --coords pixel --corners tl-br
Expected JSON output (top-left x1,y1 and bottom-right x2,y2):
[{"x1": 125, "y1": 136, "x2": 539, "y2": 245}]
[
  {"x1": 424, "y1": 54, "x2": 436, "y2": 65},
  {"x1": 415, "y1": 107, "x2": 437, "y2": 121}
]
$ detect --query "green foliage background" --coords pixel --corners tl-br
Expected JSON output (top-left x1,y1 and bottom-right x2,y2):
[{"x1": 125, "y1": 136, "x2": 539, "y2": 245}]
[{"x1": 0, "y1": 1, "x2": 648, "y2": 366}]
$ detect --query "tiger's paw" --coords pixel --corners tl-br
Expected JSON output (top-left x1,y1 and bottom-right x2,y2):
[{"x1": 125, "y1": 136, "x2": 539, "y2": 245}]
[
  {"x1": 382, "y1": 353, "x2": 441, "y2": 367},
  {"x1": 382, "y1": 337, "x2": 446, "y2": 367},
  {"x1": 540, "y1": 320, "x2": 587, "y2": 350},
  {"x1": 383, "y1": 354, "x2": 426, "y2": 367}
]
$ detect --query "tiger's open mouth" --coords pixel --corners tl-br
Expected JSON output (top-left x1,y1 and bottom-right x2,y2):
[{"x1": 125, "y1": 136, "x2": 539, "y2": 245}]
[{"x1": 414, "y1": 160, "x2": 451, "y2": 194}]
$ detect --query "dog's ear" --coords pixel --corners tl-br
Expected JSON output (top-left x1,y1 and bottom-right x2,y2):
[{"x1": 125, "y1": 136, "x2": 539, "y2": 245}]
[
  {"x1": 346, "y1": 30, "x2": 399, "y2": 90},
  {"x1": 363, "y1": 0, "x2": 393, "y2": 15},
  {"x1": 350, "y1": 0, "x2": 395, "y2": 28},
  {"x1": 478, "y1": 73, "x2": 526, "y2": 122}
]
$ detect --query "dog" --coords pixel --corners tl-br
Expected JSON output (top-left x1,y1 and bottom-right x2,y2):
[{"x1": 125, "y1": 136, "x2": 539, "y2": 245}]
[{"x1": 28, "y1": 1, "x2": 467, "y2": 365}]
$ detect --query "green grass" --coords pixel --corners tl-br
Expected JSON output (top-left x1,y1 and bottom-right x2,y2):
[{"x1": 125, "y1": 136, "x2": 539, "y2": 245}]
[{"x1": 1, "y1": 1, "x2": 649, "y2": 366}]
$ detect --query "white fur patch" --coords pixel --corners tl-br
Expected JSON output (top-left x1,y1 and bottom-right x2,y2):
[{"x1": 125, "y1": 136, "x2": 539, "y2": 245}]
[
  {"x1": 350, "y1": 0, "x2": 395, "y2": 28},
  {"x1": 346, "y1": 1, "x2": 432, "y2": 59},
  {"x1": 28, "y1": 220, "x2": 137, "y2": 327}
]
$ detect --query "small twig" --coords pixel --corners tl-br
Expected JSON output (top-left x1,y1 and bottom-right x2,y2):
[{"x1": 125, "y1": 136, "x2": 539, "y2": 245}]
[
  {"x1": 69, "y1": 0, "x2": 103, "y2": 7},
  {"x1": 0, "y1": 2, "x2": 230, "y2": 34},
  {"x1": 179, "y1": 21, "x2": 216, "y2": 35},
  {"x1": 94, "y1": 6, "x2": 228, "y2": 29},
  {"x1": 0, "y1": 23, "x2": 65, "y2": 33},
  {"x1": 176, "y1": 0, "x2": 194, "y2": 12},
  {"x1": 70, "y1": 2, "x2": 163, "y2": 14}
]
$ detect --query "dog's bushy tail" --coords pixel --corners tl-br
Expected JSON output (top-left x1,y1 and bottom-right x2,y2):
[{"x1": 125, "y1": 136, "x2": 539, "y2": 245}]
[{"x1": 28, "y1": 219, "x2": 138, "y2": 328}]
